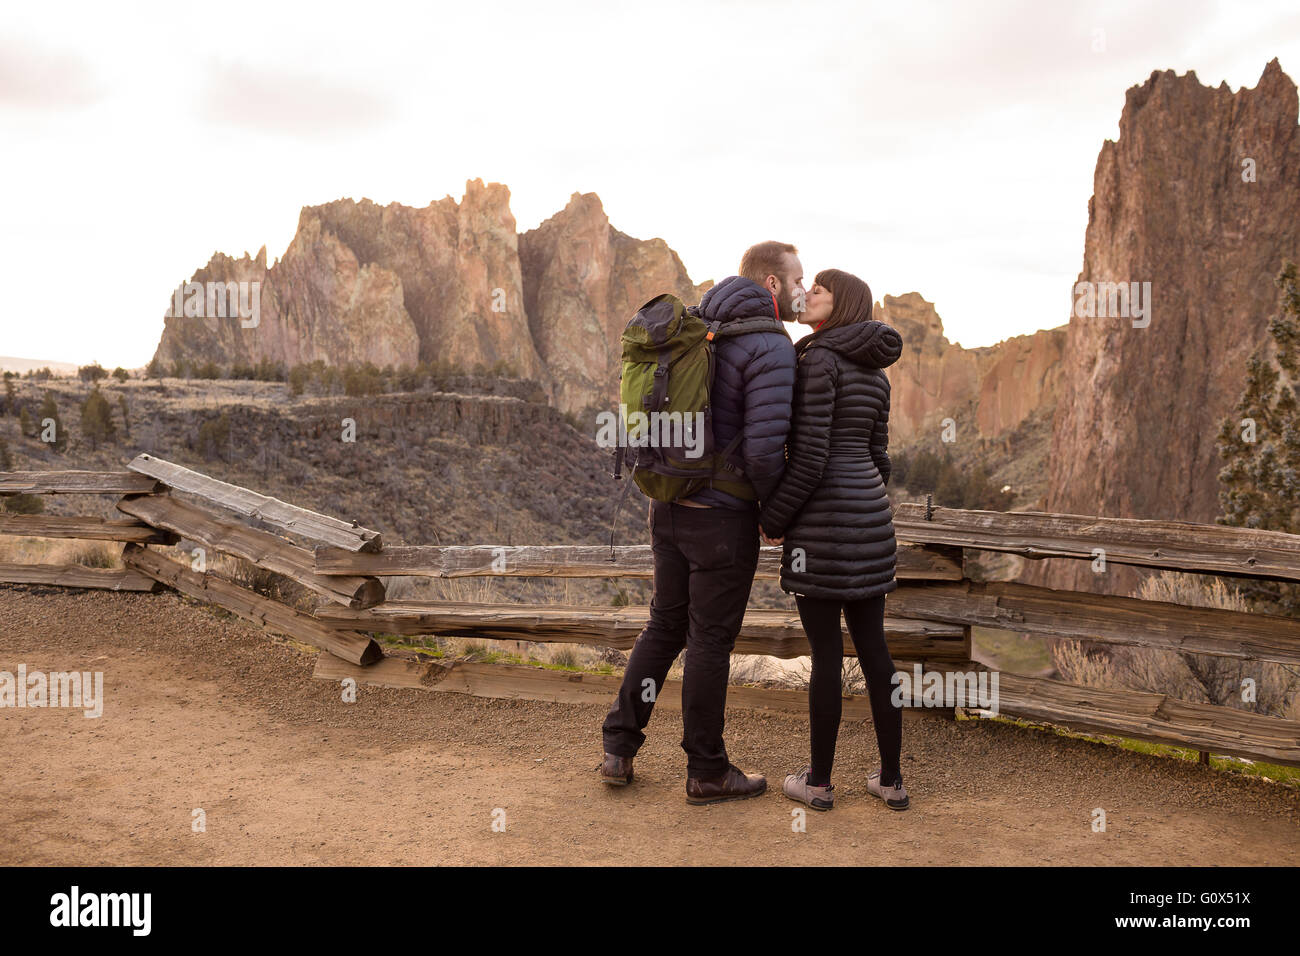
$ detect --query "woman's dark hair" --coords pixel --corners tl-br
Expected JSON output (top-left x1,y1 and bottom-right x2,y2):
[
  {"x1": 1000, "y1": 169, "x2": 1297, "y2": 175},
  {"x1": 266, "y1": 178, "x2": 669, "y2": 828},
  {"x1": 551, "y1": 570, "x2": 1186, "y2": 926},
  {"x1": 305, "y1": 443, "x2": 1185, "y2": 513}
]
[{"x1": 812, "y1": 268, "x2": 873, "y2": 333}]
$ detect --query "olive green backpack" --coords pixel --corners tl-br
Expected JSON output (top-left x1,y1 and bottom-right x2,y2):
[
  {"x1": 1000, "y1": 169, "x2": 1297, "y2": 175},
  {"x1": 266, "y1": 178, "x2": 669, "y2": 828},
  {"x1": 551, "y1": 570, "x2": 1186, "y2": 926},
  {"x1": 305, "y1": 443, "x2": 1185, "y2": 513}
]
[{"x1": 608, "y1": 292, "x2": 783, "y2": 546}]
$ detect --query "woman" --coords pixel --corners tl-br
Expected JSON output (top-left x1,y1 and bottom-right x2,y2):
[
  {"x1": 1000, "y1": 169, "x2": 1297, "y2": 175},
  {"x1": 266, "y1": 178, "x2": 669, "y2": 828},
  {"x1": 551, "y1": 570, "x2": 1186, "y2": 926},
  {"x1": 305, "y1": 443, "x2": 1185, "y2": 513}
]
[{"x1": 758, "y1": 269, "x2": 909, "y2": 811}]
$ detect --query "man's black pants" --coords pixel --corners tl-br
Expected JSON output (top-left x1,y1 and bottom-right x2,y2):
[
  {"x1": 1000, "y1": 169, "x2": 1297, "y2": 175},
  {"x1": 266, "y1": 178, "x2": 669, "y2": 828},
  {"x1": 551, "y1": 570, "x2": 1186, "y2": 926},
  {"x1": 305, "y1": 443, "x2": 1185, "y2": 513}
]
[{"x1": 601, "y1": 499, "x2": 760, "y2": 777}]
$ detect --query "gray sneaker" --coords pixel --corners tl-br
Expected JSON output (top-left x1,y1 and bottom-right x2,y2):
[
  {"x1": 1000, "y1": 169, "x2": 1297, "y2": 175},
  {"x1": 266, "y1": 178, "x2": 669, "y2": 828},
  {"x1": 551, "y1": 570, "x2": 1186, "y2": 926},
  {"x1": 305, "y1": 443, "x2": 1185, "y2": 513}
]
[
  {"x1": 783, "y1": 765, "x2": 834, "y2": 811},
  {"x1": 866, "y1": 769, "x2": 909, "y2": 810}
]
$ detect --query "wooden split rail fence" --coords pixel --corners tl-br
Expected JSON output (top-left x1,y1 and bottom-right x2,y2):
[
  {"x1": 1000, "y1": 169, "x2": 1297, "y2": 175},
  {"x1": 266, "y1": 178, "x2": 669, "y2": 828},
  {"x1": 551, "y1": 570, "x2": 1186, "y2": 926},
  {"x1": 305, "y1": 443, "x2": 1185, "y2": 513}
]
[{"x1": 3, "y1": 454, "x2": 1300, "y2": 768}]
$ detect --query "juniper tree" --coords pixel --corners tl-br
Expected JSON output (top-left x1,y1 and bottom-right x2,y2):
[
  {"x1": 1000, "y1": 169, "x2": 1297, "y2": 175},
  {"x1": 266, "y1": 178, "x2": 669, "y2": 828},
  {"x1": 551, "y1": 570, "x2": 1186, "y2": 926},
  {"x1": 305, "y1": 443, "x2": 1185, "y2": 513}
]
[
  {"x1": 37, "y1": 390, "x2": 67, "y2": 452},
  {"x1": 80, "y1": 387, "x2": 116, "y2": 450},
  {"x1": 1216, "y1": 261, "x2": 1300, "y2": 615},
  {"x1": 0, "y1": 436, "x2": 43, "y2": 514}
]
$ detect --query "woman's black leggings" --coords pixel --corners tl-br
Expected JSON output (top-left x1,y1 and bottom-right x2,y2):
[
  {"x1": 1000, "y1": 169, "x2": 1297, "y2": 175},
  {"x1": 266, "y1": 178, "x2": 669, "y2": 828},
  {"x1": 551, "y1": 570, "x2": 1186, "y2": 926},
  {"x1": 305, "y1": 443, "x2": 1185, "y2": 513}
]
[{"x1": 794, "y1": 593, "x2": 902, "y2": 788}]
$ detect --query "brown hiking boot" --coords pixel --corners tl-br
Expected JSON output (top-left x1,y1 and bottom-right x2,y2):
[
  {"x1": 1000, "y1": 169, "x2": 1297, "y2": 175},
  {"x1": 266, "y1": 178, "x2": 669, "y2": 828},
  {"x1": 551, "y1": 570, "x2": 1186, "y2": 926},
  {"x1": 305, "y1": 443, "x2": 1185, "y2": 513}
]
[
  {"x1": 600, "y1": 753, "x2": 634, "y2": 786},
  {"x1": 685, "y1": 763, "x2": 767, "y2": 805}
]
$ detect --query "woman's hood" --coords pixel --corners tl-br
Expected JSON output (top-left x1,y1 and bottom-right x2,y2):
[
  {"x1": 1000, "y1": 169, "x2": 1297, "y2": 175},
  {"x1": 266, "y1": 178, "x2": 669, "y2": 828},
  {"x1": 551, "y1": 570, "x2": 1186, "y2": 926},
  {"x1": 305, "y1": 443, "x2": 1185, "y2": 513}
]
[{"x1": 798, "y1": 319, "x2": 903, "y2": 369}]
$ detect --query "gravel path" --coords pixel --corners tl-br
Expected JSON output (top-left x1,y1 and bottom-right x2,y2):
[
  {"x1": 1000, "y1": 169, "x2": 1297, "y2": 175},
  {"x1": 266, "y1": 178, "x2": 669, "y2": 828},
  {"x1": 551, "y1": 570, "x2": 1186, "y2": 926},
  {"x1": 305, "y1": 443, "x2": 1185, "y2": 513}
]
[{"x1": 2, "y1": 585, "x2": 1297, "y2": 865}]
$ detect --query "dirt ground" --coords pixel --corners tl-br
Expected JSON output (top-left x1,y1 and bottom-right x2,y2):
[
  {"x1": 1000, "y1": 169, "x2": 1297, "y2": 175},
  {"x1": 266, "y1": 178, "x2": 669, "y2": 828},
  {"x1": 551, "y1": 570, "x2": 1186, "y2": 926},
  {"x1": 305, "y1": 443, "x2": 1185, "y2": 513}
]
[{"x1": 2, "y1": 584, "x2": 1298, "y2": 866}]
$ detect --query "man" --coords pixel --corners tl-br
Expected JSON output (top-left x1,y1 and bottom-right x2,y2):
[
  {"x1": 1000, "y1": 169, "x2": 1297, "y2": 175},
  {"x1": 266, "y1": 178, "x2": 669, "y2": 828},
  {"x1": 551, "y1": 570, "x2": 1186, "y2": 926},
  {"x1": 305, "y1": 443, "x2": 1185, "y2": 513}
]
[{"x1": 600, "y1": 241, "x2": 802, "y2": 804}]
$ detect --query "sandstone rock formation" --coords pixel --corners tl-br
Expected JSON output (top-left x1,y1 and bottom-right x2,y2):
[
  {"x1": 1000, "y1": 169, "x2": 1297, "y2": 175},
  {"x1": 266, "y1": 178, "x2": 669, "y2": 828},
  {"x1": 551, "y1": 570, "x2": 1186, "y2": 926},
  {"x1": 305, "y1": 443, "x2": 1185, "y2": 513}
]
[
  {"x1": 1023, "y1": 59, "x2": 1300, "y2": 594},
  {"x1": 519, "y1": 192, "x2": 711, "y2": 415},
  {"x1": 152, "y1": 182, "x2": 711, "y2": 415},
  {"x1": 878, "y1": 292, "x2": 1066, "y2": 444},
  {"x1": 307, "y1": 181, "x2": 548, "y2": 383},
  {"x1": 152, "y1": 228, "x2": 420, "y2": 372}
]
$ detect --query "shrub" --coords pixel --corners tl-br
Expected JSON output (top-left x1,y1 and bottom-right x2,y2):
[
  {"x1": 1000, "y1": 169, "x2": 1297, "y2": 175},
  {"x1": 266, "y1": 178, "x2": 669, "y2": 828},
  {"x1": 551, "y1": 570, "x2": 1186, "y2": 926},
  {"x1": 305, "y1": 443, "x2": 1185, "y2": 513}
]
[
  {"x1": 37, "y1": 391, "x2": 67, "y2": 452},
  {"x1": 195, "y1": 411, "x2": 231, "y2": 461},
  {"x1": 254, "y1": 357, "x2": 286, "y2": 382},
  {"x1": 79, "y1": 387, "x2": 117, "y2": 450},
  {"x1": 0, "y1": 436, "x2": 43, "y2": 514},
  {"x1": 70, "y1": 542, "x2": 119, "y2": 569},
  {"x1": 343, "y1": 363, "x2": 384, "y2": 397},
  {"x1": 549, "y1": 645, "x2": 579, "y2": 669},
  {"x1": 4, "y1": 493, "x2": 44, "y2": 514}
]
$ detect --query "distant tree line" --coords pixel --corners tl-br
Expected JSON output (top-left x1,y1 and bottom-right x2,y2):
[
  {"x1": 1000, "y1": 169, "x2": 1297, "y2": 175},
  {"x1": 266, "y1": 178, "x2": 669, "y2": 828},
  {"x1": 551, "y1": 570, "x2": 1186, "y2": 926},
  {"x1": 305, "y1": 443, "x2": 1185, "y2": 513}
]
[
  {"x1": 144, "y1": 355, "x2": 529, "y2": 398},
  {"x1": 76, "y1": 362, "x2": 130, "y2": 383}
]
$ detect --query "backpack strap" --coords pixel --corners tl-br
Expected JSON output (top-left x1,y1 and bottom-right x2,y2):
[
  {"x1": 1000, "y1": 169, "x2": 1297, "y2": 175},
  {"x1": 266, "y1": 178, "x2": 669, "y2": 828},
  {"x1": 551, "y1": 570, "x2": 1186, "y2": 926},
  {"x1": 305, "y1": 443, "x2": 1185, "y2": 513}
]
[
  {"x1": 715, "y1": 429, "x2": 745, "y2": 476},
  {"x1": 647, "y1": 348, "x2": 671, "y2": 413},
  {"x1": 608, "y1": 458, "x2": 639, "y2": 557}
]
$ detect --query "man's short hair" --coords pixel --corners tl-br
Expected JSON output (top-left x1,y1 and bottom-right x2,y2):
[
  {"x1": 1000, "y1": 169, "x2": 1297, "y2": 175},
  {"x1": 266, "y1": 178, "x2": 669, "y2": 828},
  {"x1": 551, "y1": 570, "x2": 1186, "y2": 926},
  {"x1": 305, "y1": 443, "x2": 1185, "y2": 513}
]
[{"x1": 739, "y1": 241, "x2": 798, "y2": 286}]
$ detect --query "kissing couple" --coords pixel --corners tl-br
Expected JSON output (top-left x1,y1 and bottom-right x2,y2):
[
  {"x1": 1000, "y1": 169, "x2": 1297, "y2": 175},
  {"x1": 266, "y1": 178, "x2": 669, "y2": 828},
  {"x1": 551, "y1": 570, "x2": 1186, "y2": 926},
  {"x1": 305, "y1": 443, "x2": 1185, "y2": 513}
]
[{"x1": 600, "y1": 239, "x2": 909, "y2": 811}]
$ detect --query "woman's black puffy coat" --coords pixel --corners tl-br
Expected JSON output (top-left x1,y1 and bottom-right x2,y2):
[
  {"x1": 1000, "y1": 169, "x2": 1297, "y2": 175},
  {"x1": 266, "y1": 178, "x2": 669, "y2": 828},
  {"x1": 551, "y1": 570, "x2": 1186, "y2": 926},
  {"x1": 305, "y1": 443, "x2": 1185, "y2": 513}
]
[{"x1": 758, "y1": 319, "x2": 904, "y2": 600}]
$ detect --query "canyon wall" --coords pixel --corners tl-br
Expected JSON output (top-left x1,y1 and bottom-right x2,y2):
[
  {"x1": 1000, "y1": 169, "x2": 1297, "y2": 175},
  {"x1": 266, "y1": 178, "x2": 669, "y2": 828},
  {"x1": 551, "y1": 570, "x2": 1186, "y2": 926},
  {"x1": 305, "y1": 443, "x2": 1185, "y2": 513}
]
[
  {"x1": 879, "y1": 292, "x2": 1066, "y2": 444},
  {"x1": 1027, "y1": 59, "x2": 1300, "y2": 594}
]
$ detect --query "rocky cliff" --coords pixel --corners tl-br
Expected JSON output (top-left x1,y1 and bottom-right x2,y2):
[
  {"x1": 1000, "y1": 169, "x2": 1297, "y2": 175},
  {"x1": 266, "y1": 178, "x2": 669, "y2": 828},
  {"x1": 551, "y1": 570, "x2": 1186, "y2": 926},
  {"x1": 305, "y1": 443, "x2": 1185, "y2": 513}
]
[
  {"x1": 879, "y1": 292, "x2": 1067, "y2": 444},
  {"x1": 152, "y1": 182, "x2": 707, "y2": 415},
  {"x1": 520, "y1": 192, "x2": 711, "y2": 415},
  {"x1": 1019, "y1": 59, "x2": 1300, "y2": 595}
]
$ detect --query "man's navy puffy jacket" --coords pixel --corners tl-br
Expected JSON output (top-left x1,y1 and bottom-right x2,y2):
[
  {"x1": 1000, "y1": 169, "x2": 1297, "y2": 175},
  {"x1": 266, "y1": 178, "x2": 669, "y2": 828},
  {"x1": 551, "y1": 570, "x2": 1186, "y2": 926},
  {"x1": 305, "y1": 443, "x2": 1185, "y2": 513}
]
[{"x1": 681, "y1": 275, "x2": 798, "y2": 510}]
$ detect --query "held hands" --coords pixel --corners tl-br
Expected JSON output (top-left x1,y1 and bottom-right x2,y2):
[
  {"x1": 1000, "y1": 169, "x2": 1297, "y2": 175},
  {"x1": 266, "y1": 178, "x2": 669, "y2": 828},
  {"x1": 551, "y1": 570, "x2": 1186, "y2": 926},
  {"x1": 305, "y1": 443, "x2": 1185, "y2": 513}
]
[{"x1": 760, "y1": 528, "x2": 783, "y2": 546}]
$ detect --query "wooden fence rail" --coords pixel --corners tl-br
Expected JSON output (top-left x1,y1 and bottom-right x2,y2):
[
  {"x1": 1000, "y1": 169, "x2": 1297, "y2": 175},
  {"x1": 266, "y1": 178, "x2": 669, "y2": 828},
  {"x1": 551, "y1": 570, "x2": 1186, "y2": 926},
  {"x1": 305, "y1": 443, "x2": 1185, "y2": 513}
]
[
  {"x1": 892, "y1": 503, "x2": 1300, "y2": 583},
  {"x1": 127, "y1": 454, "x2": 383, "y2": 553},
  {"x1": 0, "y1": 513, "x2": 176, "y2": 544},
  {"x1": 314, "y1": 599, "x2": 971, "y2": 661},
  {"x1": 0, "y1": 470, "x2": 161, "y2": 496},
  {"x1": 2, "y1": 457, "x2": 1299, "y2": 768},
  {"x1": 311, "y1": 542, "x2": 966, "y2": 581},
  {"x1": 117, "y1": 493, "x2": 385, "y2": 609}
]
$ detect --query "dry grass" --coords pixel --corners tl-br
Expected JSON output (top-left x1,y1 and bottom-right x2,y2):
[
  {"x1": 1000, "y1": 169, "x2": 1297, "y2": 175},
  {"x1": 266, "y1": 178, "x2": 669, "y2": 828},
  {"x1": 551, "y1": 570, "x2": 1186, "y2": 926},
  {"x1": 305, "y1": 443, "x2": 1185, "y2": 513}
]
[
  {"x1": 0, "y1": 536, "x2": 123, "y2": 568},
  {"x1": 1051, "y1": 570, "x2": 1300, "y2": 720}
]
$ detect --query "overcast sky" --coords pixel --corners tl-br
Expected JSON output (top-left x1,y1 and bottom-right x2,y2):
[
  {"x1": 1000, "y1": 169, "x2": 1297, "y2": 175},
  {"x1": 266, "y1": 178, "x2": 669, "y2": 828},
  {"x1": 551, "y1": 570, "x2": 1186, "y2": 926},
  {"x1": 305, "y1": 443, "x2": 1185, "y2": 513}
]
[{"x1": 2, "y1": 0, "x2": 1298, "y2": 368}]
